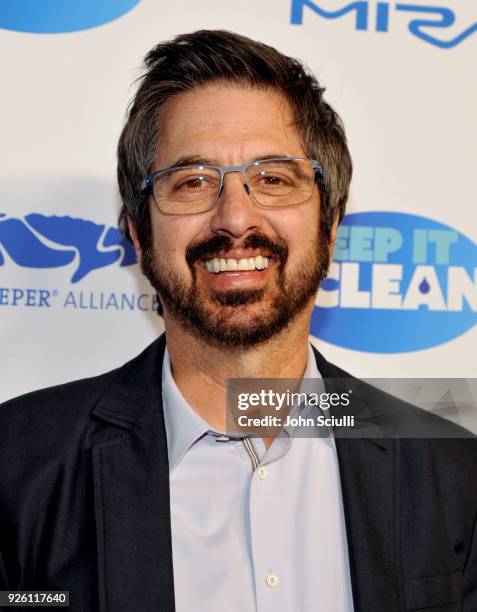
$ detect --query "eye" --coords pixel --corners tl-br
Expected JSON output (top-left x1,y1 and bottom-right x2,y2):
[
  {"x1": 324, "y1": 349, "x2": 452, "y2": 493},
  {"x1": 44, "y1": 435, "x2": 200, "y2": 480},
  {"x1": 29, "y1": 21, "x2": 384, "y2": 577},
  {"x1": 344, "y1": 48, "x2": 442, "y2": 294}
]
[
  {"x1": 173, "y1": 174, "x2": 217, "y2": 192},
  {"x1": 261, "y1": 175, "x2": 286, "y2": 185},
  {"x1": 179, "y1": 177, "x2": 207, "y2": 190},
  {"x1": 255, "y1": 172, "x2": 293, "y2": 189}
]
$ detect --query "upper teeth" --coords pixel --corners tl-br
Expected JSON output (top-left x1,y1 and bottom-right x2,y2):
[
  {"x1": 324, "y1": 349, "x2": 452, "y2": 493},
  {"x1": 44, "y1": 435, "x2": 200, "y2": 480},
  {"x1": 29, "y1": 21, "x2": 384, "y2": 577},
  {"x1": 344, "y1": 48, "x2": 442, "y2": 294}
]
[{"x1": 204, "y1": 256, "x2": 269, "y2": 273}]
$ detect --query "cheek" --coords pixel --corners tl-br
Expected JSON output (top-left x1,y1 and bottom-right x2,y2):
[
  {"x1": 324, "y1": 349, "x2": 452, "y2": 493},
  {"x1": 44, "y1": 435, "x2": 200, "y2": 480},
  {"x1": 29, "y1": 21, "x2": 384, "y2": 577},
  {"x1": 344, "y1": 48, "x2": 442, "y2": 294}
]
[
  {"x1": 151, "y1": 216, "x2": 202, "y2": 270},
  {"x1": 150, "y1": 218, "x2": 178, "y2": 264},
  {"x1": 273, "y1": 208, "x2": 320, "y2": 260},
  {"x1": 154, "y1": 233, "x2": 185, "y2": 269}
]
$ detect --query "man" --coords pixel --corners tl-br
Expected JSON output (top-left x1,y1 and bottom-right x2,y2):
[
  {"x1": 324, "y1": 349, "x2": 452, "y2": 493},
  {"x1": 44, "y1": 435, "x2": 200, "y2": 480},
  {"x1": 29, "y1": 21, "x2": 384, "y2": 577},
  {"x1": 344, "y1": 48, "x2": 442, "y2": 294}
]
[{"x1": 1, "y1": 30, "x2": 476, "y2": 612}]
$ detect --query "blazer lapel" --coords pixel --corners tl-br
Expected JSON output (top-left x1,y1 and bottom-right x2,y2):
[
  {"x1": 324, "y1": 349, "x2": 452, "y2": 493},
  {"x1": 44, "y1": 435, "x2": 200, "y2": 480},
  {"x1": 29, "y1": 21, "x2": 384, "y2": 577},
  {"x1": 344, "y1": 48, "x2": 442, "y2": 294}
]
[
  {"x1": 312, "y1": 346, "x2": 399, "y2": 612},
  {"x1": 335, "y1": 437, "x2": 399, "y2": 612},
  {"x1": 90, "y1": 334, "x2": 175, "y2": 612}
]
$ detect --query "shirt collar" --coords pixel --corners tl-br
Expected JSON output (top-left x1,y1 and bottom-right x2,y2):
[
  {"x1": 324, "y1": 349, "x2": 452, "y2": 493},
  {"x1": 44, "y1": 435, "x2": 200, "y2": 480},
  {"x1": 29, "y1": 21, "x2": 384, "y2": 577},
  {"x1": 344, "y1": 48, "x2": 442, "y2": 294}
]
[
  {"x1": 161, "y1": 347, "x2": 212, "y2": 471},
  {"x1": 287, "y1": 343, "x2": 336, "y2": 448},
  {"x1": 303, "y1": 341, "x2": 321, "y2": 380},
  {"x1": 161, "y1": 343, "x2": 323, "y2": 471}
]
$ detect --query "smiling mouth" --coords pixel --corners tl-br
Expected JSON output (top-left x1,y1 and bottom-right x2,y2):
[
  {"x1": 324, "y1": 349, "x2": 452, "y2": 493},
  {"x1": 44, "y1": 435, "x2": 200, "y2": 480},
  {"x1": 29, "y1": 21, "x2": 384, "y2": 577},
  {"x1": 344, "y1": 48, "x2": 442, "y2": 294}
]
[{"x1": 200, "y1": 254, "x2": 271, "y2": 274}]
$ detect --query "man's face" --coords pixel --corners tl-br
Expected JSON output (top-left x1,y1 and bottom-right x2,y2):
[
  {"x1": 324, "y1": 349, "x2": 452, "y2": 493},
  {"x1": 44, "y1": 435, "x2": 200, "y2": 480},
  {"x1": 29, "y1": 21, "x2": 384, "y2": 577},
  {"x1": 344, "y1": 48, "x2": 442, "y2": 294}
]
[{"x1": 133, "y1": 84, "x2": 334, "y2": 347}]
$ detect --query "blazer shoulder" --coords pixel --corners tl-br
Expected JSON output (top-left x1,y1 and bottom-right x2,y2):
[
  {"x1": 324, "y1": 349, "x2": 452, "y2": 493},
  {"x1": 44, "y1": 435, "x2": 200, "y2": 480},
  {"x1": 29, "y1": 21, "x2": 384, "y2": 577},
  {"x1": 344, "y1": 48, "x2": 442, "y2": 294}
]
[
  {"x1": 0, "y1": 335, "x2": 166, "y2": 452},
  {"x1": 0, "y1": 367, "x2": 120, "y2": 427},
  {"x1": 0, "y1": 335, "x2": 166, "y2": 425},
  {"x1": 313, "y1": 345, "x2": 477, "y2": 446},
  {"x1": 0, "y1": 366, "x2": 124, "y2": 452}
]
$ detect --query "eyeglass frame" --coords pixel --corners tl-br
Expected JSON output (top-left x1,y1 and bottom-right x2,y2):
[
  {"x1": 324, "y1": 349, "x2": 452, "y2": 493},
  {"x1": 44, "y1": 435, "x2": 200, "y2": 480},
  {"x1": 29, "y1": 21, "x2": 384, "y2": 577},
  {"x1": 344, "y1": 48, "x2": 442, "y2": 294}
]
[{"x1": 140, "y1": 156, "x2": 324, "y2": 215}]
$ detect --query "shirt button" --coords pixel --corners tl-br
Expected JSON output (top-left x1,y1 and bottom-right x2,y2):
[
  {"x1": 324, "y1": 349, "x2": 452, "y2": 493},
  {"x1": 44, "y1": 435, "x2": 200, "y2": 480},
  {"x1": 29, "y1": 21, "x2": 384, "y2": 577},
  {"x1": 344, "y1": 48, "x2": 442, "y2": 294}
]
[
  {"x1": 257, "y1": 466, "x2": 268, "y2": 480},
  {"x1": 266, "y1": 573, "x2": 279, "y2": 588}
]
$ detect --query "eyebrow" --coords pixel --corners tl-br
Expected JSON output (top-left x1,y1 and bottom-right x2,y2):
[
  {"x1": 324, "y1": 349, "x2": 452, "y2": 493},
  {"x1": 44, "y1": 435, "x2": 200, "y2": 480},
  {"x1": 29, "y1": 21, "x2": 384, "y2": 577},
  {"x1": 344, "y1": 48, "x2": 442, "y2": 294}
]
[{"x1": 166, "y1": 153, "x2": 297, "y2": 169}]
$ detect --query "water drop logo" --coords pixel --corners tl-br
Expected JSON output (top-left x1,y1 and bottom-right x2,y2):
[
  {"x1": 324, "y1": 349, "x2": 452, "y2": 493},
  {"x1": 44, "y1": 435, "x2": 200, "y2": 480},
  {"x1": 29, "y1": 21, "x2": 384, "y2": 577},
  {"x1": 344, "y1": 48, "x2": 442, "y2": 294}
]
[
  {"x1": 0, "y1": 0, "x2": 141, "y2": 34},
  {"x1": 312, "y1": 212, "x2": 477, "y2": 353},
  {"x1": 419, "y1": 277, "x2": 430, "y2": 294}
]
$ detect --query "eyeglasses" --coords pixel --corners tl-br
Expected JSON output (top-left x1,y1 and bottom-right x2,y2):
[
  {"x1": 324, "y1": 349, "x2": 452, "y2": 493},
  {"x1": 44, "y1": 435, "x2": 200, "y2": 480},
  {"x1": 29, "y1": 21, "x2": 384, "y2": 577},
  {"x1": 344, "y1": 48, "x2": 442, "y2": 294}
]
[{"x1": 141, "y1": 157, "x2": 323, "y2": 215}]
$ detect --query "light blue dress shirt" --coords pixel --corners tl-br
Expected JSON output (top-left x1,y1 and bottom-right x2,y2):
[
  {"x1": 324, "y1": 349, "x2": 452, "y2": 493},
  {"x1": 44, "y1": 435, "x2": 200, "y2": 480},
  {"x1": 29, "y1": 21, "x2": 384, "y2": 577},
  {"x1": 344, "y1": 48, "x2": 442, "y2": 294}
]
[{"x1": 162, "y1": 343, "x2": 354, "y2": 612}]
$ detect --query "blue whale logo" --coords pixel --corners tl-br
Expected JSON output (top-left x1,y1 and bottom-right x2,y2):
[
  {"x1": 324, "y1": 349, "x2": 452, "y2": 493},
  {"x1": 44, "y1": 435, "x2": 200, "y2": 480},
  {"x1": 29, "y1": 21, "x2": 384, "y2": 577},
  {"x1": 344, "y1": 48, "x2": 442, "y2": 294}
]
[
  {"x1": 0, "y1": 0, "x2": 141, "y2": 34},
  {"x1": 0, "y1": 213, "x2": 137, "y2": 282},
  {"x1": 311, "y1": 211, "x2": 477, "y2": 353}
]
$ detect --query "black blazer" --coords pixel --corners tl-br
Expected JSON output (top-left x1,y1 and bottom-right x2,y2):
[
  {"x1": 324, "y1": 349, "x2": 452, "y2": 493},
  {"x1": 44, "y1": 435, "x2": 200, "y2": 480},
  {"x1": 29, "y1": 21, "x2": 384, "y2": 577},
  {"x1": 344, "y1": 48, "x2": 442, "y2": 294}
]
[{"x1": 1, "y1": 334, "x2": 476, "y2": 612}]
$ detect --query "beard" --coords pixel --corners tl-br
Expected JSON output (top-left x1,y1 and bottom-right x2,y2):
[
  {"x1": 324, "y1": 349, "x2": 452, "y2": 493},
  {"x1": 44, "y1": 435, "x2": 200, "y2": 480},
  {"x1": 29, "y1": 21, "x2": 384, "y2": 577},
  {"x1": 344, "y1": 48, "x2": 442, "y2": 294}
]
[{"x1": 140, "y1": 224, "x2": 331, "y2": 348}]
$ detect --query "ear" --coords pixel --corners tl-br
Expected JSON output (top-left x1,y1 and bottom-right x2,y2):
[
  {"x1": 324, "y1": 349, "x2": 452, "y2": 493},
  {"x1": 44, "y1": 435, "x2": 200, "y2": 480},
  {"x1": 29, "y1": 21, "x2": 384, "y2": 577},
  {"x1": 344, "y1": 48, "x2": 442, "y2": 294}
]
[
  {"x1": 127, "y1": 216, "x2": 143, "y2": 260},
  {"x1": 327, "y1": 213, "x2": 340, "y2": 260}
]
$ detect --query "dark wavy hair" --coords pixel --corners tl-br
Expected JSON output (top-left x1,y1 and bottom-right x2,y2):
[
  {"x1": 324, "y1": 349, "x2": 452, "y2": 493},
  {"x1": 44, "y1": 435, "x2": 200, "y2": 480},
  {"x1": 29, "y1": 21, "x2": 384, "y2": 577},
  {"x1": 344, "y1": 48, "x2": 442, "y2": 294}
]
[{"x1": 117, "y1": 30, "x2": 352, "y2": 316}]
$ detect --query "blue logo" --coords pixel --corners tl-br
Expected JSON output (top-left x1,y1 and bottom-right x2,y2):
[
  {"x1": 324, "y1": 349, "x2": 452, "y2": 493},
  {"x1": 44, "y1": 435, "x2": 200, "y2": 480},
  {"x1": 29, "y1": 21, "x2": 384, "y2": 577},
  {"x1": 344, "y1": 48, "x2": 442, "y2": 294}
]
[
  {"x1": 0, "y1": 213, "x2": 136, "y2": 282},
  {"x1": 0, "y1": 0, "x2": 141, "y2": 34},
  {"x1": 291, "y1": 1, "x2": 477, "y2": 49},
  {"x1": 311, "y1": 212, "x2": 477, "y2": 353}
]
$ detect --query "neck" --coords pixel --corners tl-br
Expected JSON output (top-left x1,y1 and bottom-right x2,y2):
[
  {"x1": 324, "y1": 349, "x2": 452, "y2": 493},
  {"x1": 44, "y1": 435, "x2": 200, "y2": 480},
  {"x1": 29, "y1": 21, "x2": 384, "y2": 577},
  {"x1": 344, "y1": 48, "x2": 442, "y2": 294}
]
[{"x1": 164, "y1": 304, "x2": 313, "y2": 433}]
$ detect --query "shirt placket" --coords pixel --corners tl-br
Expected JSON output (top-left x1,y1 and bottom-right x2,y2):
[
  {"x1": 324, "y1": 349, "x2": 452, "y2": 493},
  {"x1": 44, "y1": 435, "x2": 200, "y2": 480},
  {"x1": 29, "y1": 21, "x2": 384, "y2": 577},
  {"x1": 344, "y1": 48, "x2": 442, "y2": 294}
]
[{"x1": 241, "y1": 435, "x2": 294, "y2": 612}]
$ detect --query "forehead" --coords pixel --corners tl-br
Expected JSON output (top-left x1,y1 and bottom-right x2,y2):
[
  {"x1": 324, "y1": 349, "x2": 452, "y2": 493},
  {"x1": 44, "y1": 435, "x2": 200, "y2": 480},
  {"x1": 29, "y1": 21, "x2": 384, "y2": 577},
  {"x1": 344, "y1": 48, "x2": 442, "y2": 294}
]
[{"x1": 155, "y1": 83, "x2": 306, "y2": 168}]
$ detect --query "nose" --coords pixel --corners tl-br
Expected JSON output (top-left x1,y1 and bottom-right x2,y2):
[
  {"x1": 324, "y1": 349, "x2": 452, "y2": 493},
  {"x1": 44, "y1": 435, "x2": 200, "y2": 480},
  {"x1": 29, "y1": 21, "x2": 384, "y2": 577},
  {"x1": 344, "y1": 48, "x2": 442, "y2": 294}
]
[{"x1": 209, "y1": 171, "x2": 264, "y2": 238}]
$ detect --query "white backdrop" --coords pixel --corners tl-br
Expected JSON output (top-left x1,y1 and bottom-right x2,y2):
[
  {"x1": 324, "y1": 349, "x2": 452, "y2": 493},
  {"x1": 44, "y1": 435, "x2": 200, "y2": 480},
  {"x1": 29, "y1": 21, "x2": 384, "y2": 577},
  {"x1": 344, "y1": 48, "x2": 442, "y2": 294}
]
[{"x1": 1, "y1": 0, "x2": 476, "y2": 402}]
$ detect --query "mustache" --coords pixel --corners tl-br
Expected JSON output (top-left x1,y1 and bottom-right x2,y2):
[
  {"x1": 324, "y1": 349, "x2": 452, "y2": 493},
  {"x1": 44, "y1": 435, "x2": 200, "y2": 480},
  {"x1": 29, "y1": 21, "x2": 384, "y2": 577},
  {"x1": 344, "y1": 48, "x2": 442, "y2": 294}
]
[{"x1": 185, "y1": 233, "x2": 288, "y2": 266}]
